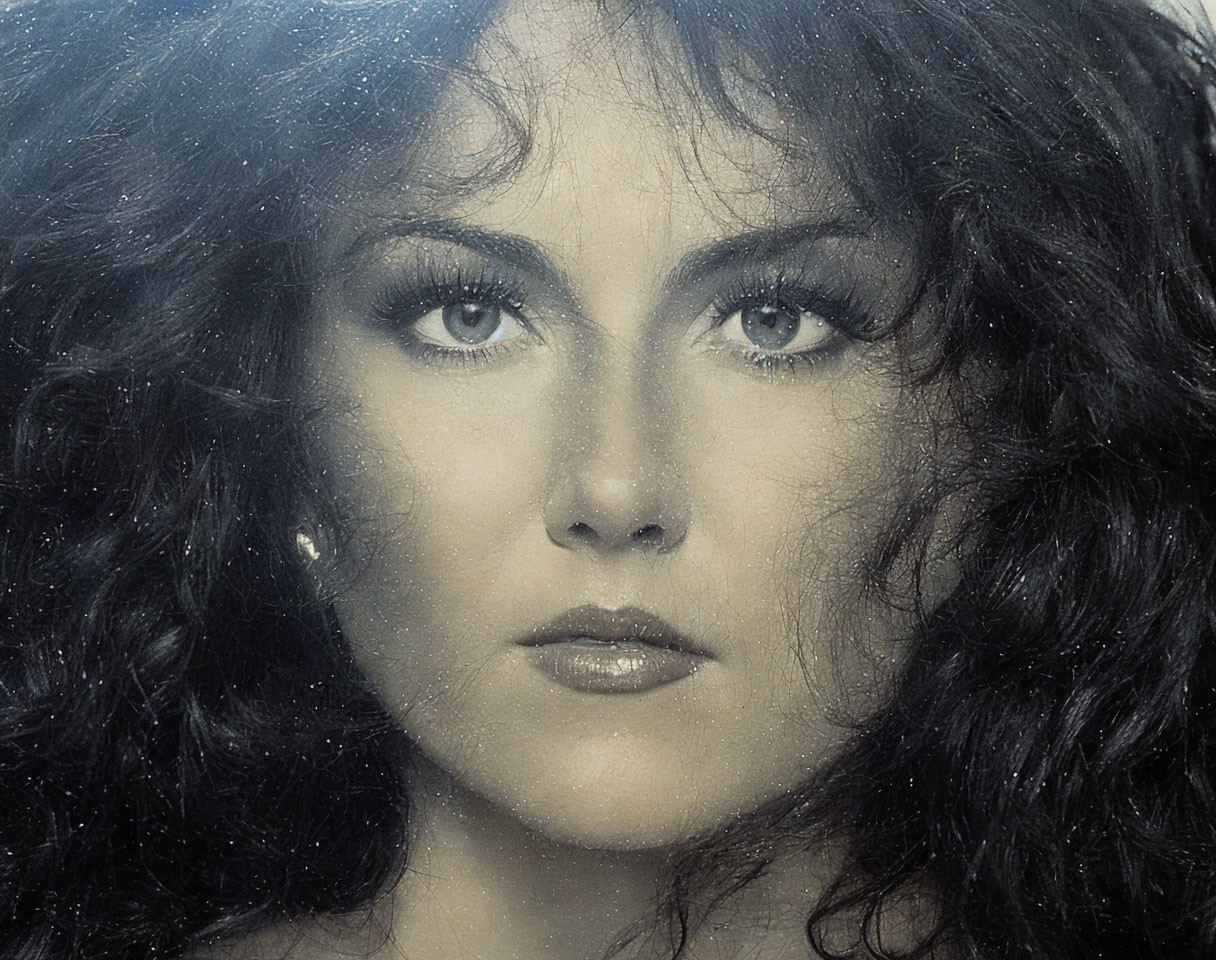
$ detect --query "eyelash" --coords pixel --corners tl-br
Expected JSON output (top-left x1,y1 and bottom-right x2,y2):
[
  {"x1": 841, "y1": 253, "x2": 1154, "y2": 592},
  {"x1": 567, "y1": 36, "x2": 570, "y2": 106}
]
[
  {"x1": 367, "y1": 264, "x2": 867, "y2": 375},
  {"x1": 369, "y1": 264, "x2": 531, "y2": 367},
  {"x1": 708, "y1": 273, "x2": 866, "y2": 378}
]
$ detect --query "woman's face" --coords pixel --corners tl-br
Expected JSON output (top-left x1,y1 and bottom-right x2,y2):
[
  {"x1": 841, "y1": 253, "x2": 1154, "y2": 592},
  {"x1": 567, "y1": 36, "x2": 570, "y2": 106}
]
[{"x1": 309, "y1": 0, "x2": 952, "y2": 850}]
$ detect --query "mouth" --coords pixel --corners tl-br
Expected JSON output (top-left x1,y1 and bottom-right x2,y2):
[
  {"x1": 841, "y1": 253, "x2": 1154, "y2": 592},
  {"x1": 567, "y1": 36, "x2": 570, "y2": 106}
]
[{"x1": 516, "y1": 605, "x2": 712, "y2": 694}]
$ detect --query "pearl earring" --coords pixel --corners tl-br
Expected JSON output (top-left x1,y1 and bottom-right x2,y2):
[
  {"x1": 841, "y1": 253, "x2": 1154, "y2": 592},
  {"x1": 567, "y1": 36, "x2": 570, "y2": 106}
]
[{"x1": 295, "y1": 528, "x2": 321, "y2": 562}]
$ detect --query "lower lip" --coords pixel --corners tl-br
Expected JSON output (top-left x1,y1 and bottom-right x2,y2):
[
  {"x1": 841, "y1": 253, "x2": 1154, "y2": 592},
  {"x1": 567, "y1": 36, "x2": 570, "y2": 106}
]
[{"x1": 524, "y1": 637, "x2": 706, "y2": 693}]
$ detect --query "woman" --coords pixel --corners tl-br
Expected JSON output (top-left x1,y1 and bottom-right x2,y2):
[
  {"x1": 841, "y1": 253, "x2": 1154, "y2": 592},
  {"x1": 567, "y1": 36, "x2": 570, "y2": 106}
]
[{"x1": 1, "y1": 0, "x2": 1213, "y2": 957}]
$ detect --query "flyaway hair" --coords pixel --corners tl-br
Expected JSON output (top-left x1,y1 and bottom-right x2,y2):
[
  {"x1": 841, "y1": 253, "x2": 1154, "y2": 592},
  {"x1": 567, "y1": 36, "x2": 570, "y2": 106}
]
[{"x1": 0, "y1": 1, "x2": 1214, "y2": 958}]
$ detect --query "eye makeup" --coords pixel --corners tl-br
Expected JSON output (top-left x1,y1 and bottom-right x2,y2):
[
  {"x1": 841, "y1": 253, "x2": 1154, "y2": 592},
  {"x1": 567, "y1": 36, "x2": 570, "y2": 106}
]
[
  {"x1": 365, "y1": 260, "x2": 538, "y2": 367},
  {"x1": 696, "y1": 266, "x2": 871, "y2": 379},
  {"x1": 350, "y1": 223, "x2": 880, "y2": 376}
]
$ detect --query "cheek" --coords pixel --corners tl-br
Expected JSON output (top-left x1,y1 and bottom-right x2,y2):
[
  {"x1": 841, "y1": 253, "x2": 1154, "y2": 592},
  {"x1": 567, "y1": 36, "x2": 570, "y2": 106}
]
[
  {"x1": 316, "y1": 345, "x2": 556, "y2": 687},
  {"x1": 332, "y1": 349, "x2": 548, "y2": 541},
  {"x1": 686, "y1": 370, "x2": 924, "y2": 704},
  {"x1": 693, "y1": 371, "x2": 907, "y2": 559}
]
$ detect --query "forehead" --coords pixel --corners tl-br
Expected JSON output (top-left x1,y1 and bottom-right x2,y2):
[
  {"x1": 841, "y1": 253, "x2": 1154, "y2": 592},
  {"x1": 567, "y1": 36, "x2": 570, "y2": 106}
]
[{"x1": 398, "y1": 0, "x2": 847, "y2": 246}]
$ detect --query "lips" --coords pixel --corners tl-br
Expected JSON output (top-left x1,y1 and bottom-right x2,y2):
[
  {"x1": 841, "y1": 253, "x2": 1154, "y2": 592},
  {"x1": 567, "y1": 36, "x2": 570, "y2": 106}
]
[
  {"x1": 517, "y1": 605, "x2": 711, "y2": 655},
  {"x1": 516, "y1": 605, "x2": 712, "y2": 693}
]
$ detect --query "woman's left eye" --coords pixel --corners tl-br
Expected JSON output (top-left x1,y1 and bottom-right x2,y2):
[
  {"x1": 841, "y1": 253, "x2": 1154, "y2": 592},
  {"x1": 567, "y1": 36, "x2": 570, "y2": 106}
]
[
  {"x1": 713, "y1": 299, "x2": 836, "y2": 354},
  {"x1": 409, "y1": 300, "x2": 527, "y2": 349}
]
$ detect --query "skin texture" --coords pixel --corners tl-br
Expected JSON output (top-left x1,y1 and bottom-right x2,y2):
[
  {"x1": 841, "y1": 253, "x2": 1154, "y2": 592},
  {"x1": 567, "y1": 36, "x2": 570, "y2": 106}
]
[{"x1": 284, "y1": 0, "x2": 955, "y2": 956}]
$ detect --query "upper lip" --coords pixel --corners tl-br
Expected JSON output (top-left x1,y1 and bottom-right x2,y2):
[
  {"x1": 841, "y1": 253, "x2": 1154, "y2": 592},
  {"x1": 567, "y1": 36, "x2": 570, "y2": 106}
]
[{"x1": 516, "y1": 605, "x2": 713, "y2": 658}]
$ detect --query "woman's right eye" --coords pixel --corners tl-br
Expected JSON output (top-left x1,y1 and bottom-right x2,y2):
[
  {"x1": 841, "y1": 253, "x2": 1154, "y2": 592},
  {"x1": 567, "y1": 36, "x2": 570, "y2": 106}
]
[
  {"x1": 408, "y1": 300, "x2": 529, "y2": 350},
  {"x1": 368, "y1": 267, "x2": 534, "y2": 361}
]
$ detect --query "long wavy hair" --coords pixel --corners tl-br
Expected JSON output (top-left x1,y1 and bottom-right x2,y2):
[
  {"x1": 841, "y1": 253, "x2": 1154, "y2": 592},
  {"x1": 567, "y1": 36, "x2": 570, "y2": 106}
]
[{"x1": 1, "y1": 1, "x2": 1214, "y2": 957}]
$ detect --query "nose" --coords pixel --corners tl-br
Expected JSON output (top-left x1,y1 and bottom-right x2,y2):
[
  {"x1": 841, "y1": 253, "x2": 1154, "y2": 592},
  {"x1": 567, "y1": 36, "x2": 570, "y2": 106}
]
[{"x1": 544, "y1": 359, "x2": 690, "y2": 555}]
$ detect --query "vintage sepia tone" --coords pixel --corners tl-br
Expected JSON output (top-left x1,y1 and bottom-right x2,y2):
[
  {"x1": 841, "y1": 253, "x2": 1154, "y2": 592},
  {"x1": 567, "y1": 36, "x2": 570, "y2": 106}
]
[{"x1": 1, "y1": 1, "x2": 1215, "y2": 958}]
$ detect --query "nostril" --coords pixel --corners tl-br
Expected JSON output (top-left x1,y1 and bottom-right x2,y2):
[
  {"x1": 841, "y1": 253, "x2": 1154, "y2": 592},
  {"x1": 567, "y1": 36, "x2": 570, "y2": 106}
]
[
  {"x1": 632, "y1": 523, "x2": 665, "y2": 546},
  {"x1": 568, "y1": 521, "x2": 599, "y2": 543}
]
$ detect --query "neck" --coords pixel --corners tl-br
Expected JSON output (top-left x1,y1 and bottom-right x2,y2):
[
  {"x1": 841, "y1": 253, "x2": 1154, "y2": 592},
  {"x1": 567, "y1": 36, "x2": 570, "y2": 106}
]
[
  {"x1": 385, "y1": 758, "x2": 671, "y2": 960},
  {"x1": 361, "y1": 757, "x2": 836, "y2": 960},
  {"x1": 212, "y1": 764, "x2": 867, "y2": 960}
]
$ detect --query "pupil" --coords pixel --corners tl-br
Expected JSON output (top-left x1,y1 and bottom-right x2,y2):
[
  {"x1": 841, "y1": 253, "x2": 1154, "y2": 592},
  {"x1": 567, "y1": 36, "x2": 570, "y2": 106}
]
[
  {"x1": 442, "y1": 302, "x2": 501, "y2": 345},
  {"x1": 741, "y1": 303, "x2": 799, "y2": 350}
]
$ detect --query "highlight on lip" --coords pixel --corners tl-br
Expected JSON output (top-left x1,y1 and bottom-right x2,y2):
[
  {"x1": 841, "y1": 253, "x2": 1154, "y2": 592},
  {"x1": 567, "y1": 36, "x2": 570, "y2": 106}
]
[
  {"x1": 516, "y1": 605, "x2": 712, "y2": 693},
  {"x1": 526, "y1": 639, "x2": 707, "y2": 693}
]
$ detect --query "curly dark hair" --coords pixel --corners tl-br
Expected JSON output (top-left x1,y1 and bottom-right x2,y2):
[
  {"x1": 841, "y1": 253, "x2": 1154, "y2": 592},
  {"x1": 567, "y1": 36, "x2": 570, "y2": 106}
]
[{"x1": 1, "y1": 0, "x2": 1214, "y2": 958}]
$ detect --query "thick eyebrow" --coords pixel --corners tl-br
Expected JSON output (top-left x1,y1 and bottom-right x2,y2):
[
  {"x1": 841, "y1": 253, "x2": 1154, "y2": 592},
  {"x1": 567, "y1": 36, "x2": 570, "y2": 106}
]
[
  {"x1": 340, "y1": 216, "x2": 568, "y2": 290},
  {"x1": 340, "y1": 213, "x2": 868, "y2": 294},
  {"x1": 665, "y1": 216, "x2": 871, "y2": 292}
]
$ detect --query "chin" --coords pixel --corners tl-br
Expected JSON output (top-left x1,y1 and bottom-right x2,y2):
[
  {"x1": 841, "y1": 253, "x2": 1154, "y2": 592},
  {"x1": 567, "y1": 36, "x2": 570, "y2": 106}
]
[
  {"x1": 500, "y1": 794, "x2": 733, "y2": 853},
  {"x1": 442, "y1": 731, "x2": 808, "y2": 853}
]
